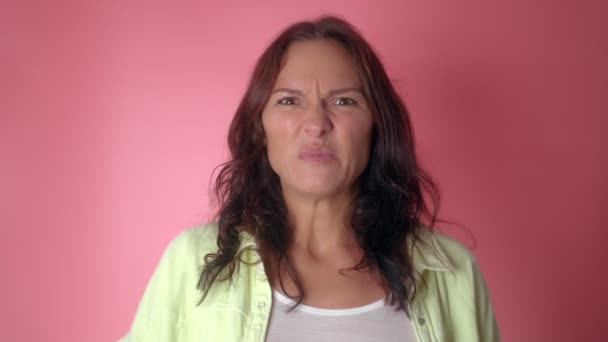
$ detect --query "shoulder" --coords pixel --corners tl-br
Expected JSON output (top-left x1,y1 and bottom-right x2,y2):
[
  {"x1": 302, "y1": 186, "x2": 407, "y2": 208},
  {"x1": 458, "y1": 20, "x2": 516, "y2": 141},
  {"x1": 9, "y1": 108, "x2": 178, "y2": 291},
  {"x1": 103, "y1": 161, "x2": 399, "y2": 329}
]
[
  {"x1": 120, "y1": 223, "x2": 221, "y2": 340},
  {"x1": 136, "y1": 223, "x2": 221, "y2": 308},
  {"x1": 413, "y1": 228, "x2": 487, "y2": 313},
  {"x1": 161, "y1": 223, "x2": 219, "y2": 263},
  {"x1": 413, "y1": 229, "x2": 501, "y2": 341},
  {"x1": 413, "y1": 228, "x2": 477, "y2": 274}
]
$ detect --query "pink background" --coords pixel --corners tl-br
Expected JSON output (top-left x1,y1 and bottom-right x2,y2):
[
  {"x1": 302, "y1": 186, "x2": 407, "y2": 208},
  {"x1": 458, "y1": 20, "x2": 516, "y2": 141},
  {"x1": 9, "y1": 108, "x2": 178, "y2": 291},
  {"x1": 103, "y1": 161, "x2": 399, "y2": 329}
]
[{"x1": 2, "y1": 1, "x2": 607, "y2": 341}]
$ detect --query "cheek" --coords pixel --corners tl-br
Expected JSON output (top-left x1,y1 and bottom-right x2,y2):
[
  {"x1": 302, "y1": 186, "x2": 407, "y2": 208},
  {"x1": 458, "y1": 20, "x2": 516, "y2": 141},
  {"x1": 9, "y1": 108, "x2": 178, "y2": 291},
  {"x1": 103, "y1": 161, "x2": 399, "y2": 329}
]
[
  {"x1": 346, "y1": 119, "x2": 374, "y2": 160},
  {"x1": 263, "y1": 112, "x2": 294, "y2": 142},
  {"x1": 349, "y1": 126, "x2": 374, "y2": 177},
  {"x1": 262, "y1": 115, "x2": 290, "y2": 171}
]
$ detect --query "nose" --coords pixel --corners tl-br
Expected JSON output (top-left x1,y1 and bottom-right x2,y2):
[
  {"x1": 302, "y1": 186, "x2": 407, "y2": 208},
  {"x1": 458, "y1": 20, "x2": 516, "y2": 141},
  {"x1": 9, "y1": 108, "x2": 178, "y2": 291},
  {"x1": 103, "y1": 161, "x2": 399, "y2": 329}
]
[{"x1": 303, "y1": 103, "x2": 333, "y2": 137}]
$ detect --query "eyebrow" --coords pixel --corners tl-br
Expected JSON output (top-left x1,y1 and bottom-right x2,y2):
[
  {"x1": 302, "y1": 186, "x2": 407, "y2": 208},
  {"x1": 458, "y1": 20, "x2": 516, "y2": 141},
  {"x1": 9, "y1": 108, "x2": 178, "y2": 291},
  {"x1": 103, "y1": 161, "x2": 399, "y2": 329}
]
[{"x1": 271, "y1": 87, "x2": 364, "y2": 96}]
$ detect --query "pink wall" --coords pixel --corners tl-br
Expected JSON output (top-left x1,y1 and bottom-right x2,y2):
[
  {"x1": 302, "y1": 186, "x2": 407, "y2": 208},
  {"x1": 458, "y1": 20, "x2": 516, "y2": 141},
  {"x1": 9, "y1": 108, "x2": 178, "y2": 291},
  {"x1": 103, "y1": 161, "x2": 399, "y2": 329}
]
[{"x1": 2, "y1": 1, "x2": 607, "y2": 341}]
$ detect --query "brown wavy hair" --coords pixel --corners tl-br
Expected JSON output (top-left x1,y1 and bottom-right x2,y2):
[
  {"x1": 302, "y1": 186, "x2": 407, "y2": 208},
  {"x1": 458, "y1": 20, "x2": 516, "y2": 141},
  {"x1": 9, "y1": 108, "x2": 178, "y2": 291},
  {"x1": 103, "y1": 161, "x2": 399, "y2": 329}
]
[{"x1": 197, "y1": 15, "x2": 440, "y2": 313}]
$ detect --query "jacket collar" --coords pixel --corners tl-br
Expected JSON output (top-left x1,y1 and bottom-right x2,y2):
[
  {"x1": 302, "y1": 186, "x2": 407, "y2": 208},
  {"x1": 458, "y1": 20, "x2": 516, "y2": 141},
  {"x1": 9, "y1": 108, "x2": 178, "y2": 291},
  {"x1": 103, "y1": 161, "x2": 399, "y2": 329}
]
[{"x1": 411, "y1": 231, "x2": 453, "y2": 273}]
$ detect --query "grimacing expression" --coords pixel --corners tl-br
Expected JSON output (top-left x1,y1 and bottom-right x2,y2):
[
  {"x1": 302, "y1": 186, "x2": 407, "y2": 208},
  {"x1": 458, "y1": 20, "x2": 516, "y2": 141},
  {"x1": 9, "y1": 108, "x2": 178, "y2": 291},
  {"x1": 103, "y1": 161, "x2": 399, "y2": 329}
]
[{"x1": 261, "y1": 39, "x2": 374, "y2": 200}]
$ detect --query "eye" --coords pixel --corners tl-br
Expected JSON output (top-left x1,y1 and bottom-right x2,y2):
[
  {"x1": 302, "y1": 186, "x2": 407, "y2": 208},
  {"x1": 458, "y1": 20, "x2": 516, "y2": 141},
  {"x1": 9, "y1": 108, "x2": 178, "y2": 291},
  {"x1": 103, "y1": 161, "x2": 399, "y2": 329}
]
[
  {"x1": 277, "y1": 97, "x2": 298, "y2": 105},
  {"x1": 334, "y1": 97, "x2": 357, "y2": 106}
]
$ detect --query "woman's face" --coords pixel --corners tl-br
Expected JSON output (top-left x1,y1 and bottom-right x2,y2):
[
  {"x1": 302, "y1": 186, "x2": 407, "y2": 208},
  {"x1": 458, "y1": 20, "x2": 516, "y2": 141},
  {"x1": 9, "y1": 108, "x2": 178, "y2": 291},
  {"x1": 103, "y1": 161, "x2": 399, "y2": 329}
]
[{"x1": 261, "y1": 39, "x2": 374, "y2": 200}]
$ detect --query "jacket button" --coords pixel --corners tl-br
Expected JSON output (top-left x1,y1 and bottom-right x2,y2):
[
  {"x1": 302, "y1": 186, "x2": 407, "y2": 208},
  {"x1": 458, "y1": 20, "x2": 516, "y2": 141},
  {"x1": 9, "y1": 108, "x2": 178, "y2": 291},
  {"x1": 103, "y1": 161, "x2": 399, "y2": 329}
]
[
  {"x1": 418, "y1": 317, "x2": 426, "y2": 325},
  {"x1": 258, "y1": 302, "x2": 266, "y2": 308}
]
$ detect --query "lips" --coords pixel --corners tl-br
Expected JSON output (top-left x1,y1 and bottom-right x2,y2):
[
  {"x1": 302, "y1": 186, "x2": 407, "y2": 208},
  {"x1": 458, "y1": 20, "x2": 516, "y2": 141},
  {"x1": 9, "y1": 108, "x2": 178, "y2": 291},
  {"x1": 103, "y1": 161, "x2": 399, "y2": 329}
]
[{"x1": 298, "y1": 146, "x2": 336, "y2": 162}]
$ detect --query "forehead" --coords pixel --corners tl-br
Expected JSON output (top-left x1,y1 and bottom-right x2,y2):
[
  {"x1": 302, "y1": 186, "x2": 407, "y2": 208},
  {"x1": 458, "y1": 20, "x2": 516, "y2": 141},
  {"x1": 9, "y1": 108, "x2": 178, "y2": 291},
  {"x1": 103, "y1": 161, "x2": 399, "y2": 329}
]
[{"x1": 274, "y1": 39, "x2": 361, "y2": 88}]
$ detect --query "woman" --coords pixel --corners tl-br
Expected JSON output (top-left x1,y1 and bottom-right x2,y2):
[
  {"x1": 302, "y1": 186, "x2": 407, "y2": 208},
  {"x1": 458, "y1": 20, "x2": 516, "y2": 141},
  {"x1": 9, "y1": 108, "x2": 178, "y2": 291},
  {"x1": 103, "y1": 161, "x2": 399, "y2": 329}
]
[{"x1": 121, "y1": 16, "x2": 500, "y2": 342}]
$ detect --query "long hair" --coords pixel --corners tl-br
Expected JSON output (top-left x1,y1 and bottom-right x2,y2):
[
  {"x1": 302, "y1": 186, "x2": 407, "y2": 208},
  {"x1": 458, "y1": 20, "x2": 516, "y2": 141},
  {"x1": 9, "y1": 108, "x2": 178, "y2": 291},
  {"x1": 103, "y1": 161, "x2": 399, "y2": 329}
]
[{"x1": 197, "y1": 15, "x2": 440, "y2": 314}]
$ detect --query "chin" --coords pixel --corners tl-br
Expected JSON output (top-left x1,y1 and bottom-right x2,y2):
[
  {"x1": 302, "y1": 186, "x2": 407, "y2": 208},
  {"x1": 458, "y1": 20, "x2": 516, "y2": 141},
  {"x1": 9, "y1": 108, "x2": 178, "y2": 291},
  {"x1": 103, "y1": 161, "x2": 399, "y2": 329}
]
[
  {"x1": 292, "y1": 183, "x2": 344, "y2": 199},
  {"x1": 280, "y1": 173, "x2": 348, "y2": 199}
]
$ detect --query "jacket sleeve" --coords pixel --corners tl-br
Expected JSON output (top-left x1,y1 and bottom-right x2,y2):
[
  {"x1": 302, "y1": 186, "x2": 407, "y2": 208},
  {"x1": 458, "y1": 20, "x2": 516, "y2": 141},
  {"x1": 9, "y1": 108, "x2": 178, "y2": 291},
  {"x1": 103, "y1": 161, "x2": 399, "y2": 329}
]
[
  {"x1": 462, "y1": 255, "x2": 501, "y2": 342},
  {"x1": 119, "y1": 227, "x2": 207, "y2": 342},
  {"x1": 432, "y1": 232, "x2": 501, "y2": 342}
]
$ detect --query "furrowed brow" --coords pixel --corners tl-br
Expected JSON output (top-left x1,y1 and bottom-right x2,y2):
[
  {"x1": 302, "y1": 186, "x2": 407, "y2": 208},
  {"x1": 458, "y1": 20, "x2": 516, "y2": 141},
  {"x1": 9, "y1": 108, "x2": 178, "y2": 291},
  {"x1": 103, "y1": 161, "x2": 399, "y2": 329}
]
[
  {"x1": 271, "y1": 88, "x2": 305, "y2": 96},
  {"x1": 326, "y1": 87, "x2": 364, "y2": 97},
  {"x1": 270, "y1": 87, "x2": 364, "y2": 97}
]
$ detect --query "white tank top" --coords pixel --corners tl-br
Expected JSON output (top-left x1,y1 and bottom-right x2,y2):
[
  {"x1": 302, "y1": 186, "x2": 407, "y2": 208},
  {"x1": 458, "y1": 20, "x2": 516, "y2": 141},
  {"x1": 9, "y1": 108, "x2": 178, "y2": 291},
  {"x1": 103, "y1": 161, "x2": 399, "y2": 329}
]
[{"x1": 265, "y1": 289, "x2": 417, "y2": 342}]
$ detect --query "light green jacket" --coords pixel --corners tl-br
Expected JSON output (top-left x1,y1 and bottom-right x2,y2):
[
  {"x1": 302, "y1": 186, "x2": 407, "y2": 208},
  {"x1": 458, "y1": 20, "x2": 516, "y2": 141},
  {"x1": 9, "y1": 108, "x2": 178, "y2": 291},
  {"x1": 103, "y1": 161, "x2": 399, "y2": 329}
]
[{"x1": 120, "y1": 224, "x2": 500, "y2": 341}]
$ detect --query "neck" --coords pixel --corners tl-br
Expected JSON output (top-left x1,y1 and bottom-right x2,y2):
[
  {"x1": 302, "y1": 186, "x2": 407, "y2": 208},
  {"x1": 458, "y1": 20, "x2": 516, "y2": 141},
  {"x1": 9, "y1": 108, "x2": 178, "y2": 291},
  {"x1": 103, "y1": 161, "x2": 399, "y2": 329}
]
[{"x1": 282, "y1": 188, "x2": 358, "y2": 259}]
